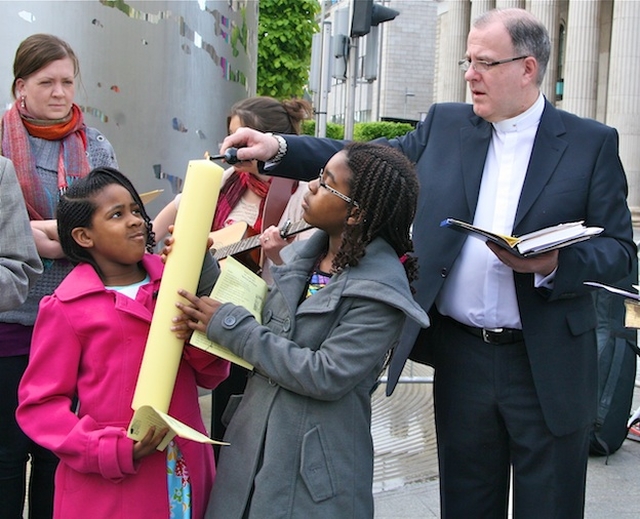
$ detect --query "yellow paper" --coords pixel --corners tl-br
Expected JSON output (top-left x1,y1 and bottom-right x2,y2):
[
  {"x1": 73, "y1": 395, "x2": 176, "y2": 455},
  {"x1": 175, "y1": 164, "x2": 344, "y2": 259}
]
[
  {"x1": 132, "y1": 160, "x2": 223, "y2": 412},
  {"x1": 624, "y1": 299, "x2": 640, "y2": 329},
  {"x1": 127, "y1": 405, "x2": 228, "y2": 451},
  {"x1": 139, "y1": 189, "x2": 164, "y2": 204},
  {"x1": 190, "y1": 256, "x2": 267, "y2": 370}
]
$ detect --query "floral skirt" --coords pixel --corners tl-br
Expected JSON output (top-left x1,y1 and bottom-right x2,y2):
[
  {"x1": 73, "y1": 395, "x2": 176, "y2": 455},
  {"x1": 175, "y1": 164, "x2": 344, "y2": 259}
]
[{"x1": 167, "y1": 440, "x2": 191, "y2": 518}]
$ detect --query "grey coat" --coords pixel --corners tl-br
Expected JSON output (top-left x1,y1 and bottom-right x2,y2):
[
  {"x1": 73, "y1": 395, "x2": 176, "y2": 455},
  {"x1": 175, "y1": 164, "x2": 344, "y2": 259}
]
[
  {"x1": 205, "y1": 231, "x2": 429, "y2": 519},
  {"x1": 0, "y1": 127, "x2": 117, "y2": 328},
  {"x1": 0, "y1": 156, "x2": 42, "y2": 311}
]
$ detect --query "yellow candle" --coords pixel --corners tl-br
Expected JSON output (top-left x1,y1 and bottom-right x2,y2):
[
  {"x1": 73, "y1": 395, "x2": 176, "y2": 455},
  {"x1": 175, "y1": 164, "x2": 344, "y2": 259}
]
[{"x1": 132, "y1": 159, "x2": 223, "y2": 412}]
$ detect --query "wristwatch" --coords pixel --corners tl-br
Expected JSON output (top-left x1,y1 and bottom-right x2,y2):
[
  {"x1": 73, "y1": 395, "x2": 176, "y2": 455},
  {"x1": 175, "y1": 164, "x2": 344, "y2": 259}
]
[{"x1": 265, "y1": 132, "x2": 287, "y2": 164}]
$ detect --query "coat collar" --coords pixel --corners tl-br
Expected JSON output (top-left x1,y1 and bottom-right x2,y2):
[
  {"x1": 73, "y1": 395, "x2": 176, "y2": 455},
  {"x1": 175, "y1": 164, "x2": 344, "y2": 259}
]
[
  {"x1": 514, "y1": 100, "x2": 567, "y2": 229},
  {"x1": 460, "y1": 111, "x2": 492, "y2": 215},
  {"x1": 275, "y1": 232, "x2": 429, "y2": 328},
  {"x1": 55, "y1": 254, "x2": 163, "y2": 302}
]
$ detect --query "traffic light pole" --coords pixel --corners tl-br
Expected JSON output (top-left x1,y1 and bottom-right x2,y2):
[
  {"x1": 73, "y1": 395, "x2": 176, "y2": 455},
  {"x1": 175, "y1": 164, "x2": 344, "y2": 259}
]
[
  {"x1": 316, "y1": 20, "x2": 332, "y2": 139},
  {"x1": 344, "y1": 0, "x2": 399, "y2": 139},
  {"x1": 344, "y1": 34, "x2": 358, "y2": 140}
]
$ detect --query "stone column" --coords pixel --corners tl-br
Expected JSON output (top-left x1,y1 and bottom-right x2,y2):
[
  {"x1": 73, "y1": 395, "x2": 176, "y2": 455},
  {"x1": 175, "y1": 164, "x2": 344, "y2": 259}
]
[
  {"x1": 606, "y1": 0, "x2": 640, "y2": 218},
  {"x1": 470, "y1": 0, "x2": 495, "y2": 21},
  {"x1": 466, "y1": 0, "x2": 495, "y2": 103},
  {"x1": 495, "y1": 0, "x2": 525, "y2": 8},
  {"x1": 562, "y1": 0, "x2": 600, "y2": 118},
  {"x1": 436, "y1": 0, "x2": 471, "y2": 103},
  {"x1": 526, "y1": 0, "x2": 559, "y2": 103}
]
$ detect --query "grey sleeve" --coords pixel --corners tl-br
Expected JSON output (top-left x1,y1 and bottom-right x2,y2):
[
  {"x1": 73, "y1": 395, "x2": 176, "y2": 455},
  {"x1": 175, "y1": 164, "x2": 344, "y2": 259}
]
[
  {"x1": 86, "y1": 127, "x2": 118, "y2": 169},
  {"x1": 0, "y1": 157, "x2": 43, "y2": 311}
]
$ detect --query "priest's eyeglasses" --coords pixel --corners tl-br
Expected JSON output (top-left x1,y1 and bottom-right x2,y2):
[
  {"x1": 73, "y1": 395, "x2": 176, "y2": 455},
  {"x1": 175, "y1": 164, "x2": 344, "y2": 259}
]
[
  {"x1": 458, "y1": 55, "x2": 528, "y2": 73},
  {"x1": 318, "y1": 169, "x2": 359, "y2": 207}
]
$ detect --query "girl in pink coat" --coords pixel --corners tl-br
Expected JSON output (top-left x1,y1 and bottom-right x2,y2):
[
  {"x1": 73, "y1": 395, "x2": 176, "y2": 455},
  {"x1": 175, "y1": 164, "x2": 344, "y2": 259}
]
[{"x1": 16, "y1": 167, "x2": 229, "y2": 519}]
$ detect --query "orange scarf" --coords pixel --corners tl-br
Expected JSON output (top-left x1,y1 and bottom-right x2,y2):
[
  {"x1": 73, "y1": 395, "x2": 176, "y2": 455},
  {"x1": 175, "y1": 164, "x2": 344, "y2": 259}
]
[{"x1": 22, "y1": 105, "x2": 88, "y2": 146}]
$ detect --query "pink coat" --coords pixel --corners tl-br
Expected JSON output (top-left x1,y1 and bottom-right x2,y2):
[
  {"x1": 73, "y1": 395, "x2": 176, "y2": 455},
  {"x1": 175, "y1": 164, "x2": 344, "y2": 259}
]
[{"x1": 17, "y1": 254, "x2": 229, "y2": 519}]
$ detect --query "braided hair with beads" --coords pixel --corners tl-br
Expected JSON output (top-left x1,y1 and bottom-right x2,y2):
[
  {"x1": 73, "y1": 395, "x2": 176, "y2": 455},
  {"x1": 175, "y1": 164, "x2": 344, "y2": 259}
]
[
  {"x1": 332, "y1": 141, "x2": 419, "y2": 286},
  {"x1": 57, "y1": 167, "x2": 155, "y2": 278}
]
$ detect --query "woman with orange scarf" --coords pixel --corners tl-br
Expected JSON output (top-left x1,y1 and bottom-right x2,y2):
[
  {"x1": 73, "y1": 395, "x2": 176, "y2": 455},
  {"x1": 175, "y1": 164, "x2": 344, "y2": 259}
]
[{"x1": 0, "y1": 34, "x2": 117, "y2": 519}]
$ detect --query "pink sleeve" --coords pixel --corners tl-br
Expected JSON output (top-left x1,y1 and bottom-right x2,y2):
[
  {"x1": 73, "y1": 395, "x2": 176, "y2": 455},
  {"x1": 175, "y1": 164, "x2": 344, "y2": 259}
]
[
  {"x1": 16, "y1": 296, "x2": 137, "y2": 482},
  {"x1": 183, "y1": 344, "x2": 230, "y2": 390}
]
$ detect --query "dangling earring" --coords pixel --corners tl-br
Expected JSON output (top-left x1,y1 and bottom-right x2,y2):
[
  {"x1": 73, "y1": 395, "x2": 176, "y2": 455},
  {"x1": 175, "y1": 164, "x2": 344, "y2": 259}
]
[{"x1": 20, "y1": 96, "x2": 26, "y2": 109}]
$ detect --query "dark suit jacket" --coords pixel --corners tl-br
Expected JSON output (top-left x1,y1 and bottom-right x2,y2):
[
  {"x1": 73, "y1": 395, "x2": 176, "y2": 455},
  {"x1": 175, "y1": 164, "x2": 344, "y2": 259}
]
[{"x1": 267, "y1": 100, "x2": 636, "y2": 436}]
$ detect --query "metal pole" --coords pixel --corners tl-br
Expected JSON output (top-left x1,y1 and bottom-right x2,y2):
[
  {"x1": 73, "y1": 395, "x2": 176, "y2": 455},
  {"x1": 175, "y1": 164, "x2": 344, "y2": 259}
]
[
  {"x1": 375, "y1": 0, "x2": 390, "y2": 121},
  {"x1": 343, "y1": 0, "x2": 357, "y2": 140},
  {"x1": 316, "y1": 20, "x2": 331, "y2": 138},
  {"x1": 344, "y1": 35, "x2": 358, "y2": 140}
]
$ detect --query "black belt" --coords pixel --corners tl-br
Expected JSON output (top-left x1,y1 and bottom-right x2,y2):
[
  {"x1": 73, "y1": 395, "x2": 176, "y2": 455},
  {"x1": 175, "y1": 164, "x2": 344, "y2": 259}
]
[{"x1": 448, "y1": 318, "x2": 524, "y2": 345}]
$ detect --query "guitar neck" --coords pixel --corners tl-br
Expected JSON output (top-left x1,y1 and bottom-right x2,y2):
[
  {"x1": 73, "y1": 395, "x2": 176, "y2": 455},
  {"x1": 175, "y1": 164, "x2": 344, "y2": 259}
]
[{"x1": 213, "y1": 220, "x2": 313, "y2": 261}]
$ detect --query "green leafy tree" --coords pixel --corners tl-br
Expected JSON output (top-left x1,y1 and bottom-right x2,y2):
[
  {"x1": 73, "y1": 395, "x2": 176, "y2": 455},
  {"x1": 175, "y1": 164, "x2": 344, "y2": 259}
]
[{"x1": 257, "y1": 0, "x2": 320, "y2": 98}]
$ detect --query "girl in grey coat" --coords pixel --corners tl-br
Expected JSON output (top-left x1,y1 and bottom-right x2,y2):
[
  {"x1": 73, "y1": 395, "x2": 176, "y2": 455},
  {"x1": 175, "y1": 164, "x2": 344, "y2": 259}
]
[{"x1": 175, "y1": 142, "x2": 430, "y2": 518}]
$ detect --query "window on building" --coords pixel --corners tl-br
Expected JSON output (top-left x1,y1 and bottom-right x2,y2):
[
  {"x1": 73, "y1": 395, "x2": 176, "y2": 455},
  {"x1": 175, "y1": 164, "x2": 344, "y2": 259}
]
[{"x1": 556, "y1": 22, "x2": 566, "y2": 101}]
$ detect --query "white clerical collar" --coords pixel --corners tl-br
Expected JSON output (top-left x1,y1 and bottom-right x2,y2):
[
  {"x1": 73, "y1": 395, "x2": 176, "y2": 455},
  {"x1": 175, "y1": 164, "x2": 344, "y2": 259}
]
[{"x1": 492, "y1": 93, "x2": 544, "y2": 134}]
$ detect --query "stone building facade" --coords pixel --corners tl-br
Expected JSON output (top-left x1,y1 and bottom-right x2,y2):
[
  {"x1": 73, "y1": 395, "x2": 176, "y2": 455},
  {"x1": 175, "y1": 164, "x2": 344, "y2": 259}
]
[
  {"x1": 323, "y1": 0, "x2": 640, "y2": 219},
  {"x1": 436, "y1": 0, "x2": 640, "y2": 220},
  {"x1": 322, "y1": 0, "x2": 438, "y2": 124}
]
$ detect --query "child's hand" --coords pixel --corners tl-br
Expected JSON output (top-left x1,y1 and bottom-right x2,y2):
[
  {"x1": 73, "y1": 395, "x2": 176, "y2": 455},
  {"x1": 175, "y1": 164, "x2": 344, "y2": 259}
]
[
  {"x1": 159, "y1": 225, "x2": 175, "y2": 263},
  {"x1": 260, "y1": 224, "x2": 292, "y2": 266},
  {"x1": 31, "y1": 219, "x2": 65, "y2": 259},
  {"x1": 132, "y1": 426, "x2": 170, "y2": 460},
  {"x1": 172, "y1": 289, "x2": 222, "y2": 339}
]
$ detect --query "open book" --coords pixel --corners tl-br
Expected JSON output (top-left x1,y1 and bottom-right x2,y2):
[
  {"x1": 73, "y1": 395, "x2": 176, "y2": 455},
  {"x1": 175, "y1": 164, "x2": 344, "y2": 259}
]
[
  {"x1": 441, "y1": 218, "x2": 604, "y2": 257},
  {"x1": 584, "y1": 281, "x2": 640, "y2": 301},
  {"x1": 127, "y1": 405, "x2": 228, "y2": 451},
  {"x1": 189, "y1": 256, "x2": 267, "y2": 370}
]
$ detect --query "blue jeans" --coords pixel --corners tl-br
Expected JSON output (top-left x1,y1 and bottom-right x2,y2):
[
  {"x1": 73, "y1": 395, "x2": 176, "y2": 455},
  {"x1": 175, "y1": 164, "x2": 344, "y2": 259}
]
[{"x1": 0, "y1": 355, "x2": 57, "y2": 519}]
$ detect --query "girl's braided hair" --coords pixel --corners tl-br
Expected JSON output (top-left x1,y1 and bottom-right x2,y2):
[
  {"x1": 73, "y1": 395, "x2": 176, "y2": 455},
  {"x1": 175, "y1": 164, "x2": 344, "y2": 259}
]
[
  {"x1": 333, "y1": 142, "x2": 419, "y2": 285},
  {"x1": 57, "y1": 167, "x2": 155, "y2": 277}
]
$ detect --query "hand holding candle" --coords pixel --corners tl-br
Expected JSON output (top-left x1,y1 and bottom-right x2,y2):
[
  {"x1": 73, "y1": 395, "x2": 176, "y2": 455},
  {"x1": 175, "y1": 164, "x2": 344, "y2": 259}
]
[{"x1": 131, "y1": 159, "x2": 223, "y2": 413}]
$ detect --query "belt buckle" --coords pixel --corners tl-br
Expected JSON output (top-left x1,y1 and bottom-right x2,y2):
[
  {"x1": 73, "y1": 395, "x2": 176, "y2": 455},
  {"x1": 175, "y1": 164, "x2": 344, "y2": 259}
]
[{"x1": 482, "y1": 328, "x2": 503, "y2": 344}]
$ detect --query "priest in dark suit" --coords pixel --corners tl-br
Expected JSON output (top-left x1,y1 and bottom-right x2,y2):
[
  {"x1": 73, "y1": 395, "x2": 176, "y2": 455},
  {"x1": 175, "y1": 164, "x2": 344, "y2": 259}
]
[{"x1": 218, "y1": 8, "x2": 635, "y2": 518}]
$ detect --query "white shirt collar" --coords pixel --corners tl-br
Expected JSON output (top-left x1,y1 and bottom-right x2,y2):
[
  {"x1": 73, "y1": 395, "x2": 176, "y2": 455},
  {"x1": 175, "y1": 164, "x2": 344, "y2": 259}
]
[{"x1": 492, "y1": 93, "x2": 544, "y2": 134}]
